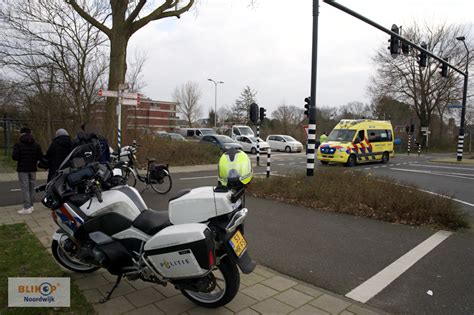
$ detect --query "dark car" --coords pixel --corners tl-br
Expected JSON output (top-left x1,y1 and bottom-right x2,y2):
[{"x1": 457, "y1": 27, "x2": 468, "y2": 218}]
[{"x1": 200, "y1": 135, "x2": 243, "y2": 151}]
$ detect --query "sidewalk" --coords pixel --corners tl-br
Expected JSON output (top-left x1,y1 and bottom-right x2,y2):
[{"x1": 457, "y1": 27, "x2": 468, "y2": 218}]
[{"x1": 0, "y1": 203, "x2": 382, "y2": 315}]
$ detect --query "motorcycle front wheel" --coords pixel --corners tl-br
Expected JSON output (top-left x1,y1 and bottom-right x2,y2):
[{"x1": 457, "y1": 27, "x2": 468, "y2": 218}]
[
  {"x1": 181, "y1": 257, "x2": 240, "y2": 308},
  {"x1": 52, "y1": 237, "x2": 99, "y2": 273}
]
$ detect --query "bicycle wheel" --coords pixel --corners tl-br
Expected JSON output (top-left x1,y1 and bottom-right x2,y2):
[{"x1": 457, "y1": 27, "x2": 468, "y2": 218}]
[
  {"x1": 149, "y1": 172, "x2": 172, "y2": 194},
  {"x1": 122, "y1": 167, "x2": 137, "y2": 187}
]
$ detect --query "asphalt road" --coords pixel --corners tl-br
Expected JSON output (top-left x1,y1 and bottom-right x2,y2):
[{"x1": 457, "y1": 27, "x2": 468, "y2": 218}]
[{"x1": 1, "y1": 152, "x2": 474, "y2": 314}]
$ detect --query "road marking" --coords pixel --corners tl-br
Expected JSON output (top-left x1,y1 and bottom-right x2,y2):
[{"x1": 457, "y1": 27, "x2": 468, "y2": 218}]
[
  {"x1": 390, "y1": 167, "x2": 474, "y2": 180},
  {"x1": 278, "y1": 163, "x2": 285, "y2": 166},
  {"x1": 364, "y1": 168, "x2": 370, "y2": 170},
  {"x1": 410, "y1": 164, "x2": 474, "y2": 171},
  {"x1": 418, "y1": 189, "x2": 474, "y2": 207},
  {"x1": 373, "y1": 166, "x2": 379, "y2": 169},
  {"x1": 382, "y1": 165, "x2": 387, "y2": 168},
  {"x1": 10, "y1": 188, "x2": 21, "y2": 192},
  {"x1": 180, "y1": 175, "x2": 217, "y2": 180},
  {"x1": 346, "y1": 230, "x2": 452, "y2": 303},
  {"x1": 289, "y1": 162, "x2": 295, "y2": 165},
  {"x1": 396, "y1": 163, "x2": 401, "y2": 166}
]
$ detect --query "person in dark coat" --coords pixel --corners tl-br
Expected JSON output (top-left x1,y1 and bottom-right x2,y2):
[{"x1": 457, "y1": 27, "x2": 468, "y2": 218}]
[
  {"x1": 44, "y1": 128, "x2": 72, "y2": 182},
  {"x1": 12, "y1": 127, "x2": 43, "y2": 214}
]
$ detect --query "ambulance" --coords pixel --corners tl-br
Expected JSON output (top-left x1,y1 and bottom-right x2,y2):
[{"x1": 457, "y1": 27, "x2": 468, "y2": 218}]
[{"x1": 317, "y1": 119, "x2": 394, "y2": 166}]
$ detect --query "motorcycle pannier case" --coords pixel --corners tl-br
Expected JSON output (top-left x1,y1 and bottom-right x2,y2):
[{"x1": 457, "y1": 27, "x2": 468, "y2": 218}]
[
  {"x1": 149, "y1": 164, "x2": 167, "y2": 181},
  {"x1": 143, "y1": 223, "x2": 214, "y2": 279}
]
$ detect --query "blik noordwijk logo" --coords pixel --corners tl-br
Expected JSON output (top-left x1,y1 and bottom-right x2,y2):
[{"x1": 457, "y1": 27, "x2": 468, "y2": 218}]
[{"x1": 8, "y1": 277, "x2": 70, "y2": 307}]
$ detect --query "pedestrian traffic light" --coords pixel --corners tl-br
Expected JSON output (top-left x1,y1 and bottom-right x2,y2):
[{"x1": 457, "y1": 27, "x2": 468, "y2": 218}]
[
  {"x1": 249, "y1": 103, "x2": 259, "y2": 124},
  {"x1": 259, "y1": 107, "x2": 266, "y2": 122},
  {"x1": 401, "y1": 41, "x2": 410, "y2": 55},
  {"x1": 440, "y1": 57, "x2": 449, "y2": 78},
  {"x1": 304, "y1": 97, "x2": 311, "y2": 117},
  {"x1": 418, "y1": 41, "x2": 428, "y2": 67},
  {"x1": 405, "y1": 125, "x2": 409, "y2": 133},
  {"x1": 388, "y1": 24, "x2": 400, "y2": 57},
  {"x1": 410, "y1": 124, "x2": 415, "y2": 133}
]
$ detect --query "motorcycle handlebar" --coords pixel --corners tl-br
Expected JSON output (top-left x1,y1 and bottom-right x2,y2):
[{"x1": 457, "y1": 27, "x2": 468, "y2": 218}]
[{"x1": 34, "y1": 184, "x2": 47, "y2": 193}]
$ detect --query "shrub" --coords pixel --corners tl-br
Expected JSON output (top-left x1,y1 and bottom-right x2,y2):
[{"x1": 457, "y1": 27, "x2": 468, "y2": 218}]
[
  {"x1": 133, "y1": 136, "x2": 221, "y2": 166},
  {"x1": 248, "y1": 169, "x2": 469, "y2": 230}
]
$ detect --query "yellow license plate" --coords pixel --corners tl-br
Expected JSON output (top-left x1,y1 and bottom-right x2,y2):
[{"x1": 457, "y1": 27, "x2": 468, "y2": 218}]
[{"x1": 229, "y1": 230, "x2": 247, "y2": 257}]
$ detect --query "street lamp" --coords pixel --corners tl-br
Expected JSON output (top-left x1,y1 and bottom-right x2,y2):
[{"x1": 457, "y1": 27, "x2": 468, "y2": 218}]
[
  {"x1": 456, "y1": 36, "x2": 469, "y2": 161},
  {"x1": 208, "y1": 78, "x2": 224, "y2": 128}
]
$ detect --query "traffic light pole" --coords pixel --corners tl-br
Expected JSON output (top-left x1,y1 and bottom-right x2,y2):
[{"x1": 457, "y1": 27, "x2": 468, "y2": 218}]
[
  {"x1": 322, "y1": 0, "x2": 469, "y2": 161},
  {"x1": 307, "y1": 0, "x2": 319, "y2": 177}
]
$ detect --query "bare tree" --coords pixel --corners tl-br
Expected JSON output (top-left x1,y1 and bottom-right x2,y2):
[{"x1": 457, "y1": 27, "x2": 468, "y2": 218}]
[
  {"x1": 173, "y1": 81, "x2": 202, "y2": 127},
  {"x1": 0, "y1": 0, "x2": 108, "y2": 131},
  {"x1": 127, "y1": 49, "x2": 148, "y2": 93},
  {"x1": 369, "y1": 23, "x2": 472, "y2": 140},
  {"x1": 231, "y1": 86, "x2": 257, "y2": 123},
  {"x1": 272, "y1": 104, "x2": 304, "y2": 134},
  {"x1": 66, "y1": 0, "x2": 195, "y2": 140}
]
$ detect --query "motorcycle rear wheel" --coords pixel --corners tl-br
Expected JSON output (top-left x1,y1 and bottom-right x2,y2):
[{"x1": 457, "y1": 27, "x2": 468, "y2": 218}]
[
  {"x1": 52, "y1": 238, "x2": 99, "y2": 273},
  {"x1": 181, "y1": 257, "x2": 240, "y2": 308}
]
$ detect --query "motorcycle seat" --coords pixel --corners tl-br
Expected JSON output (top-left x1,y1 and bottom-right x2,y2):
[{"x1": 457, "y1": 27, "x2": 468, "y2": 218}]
[{"x1": 132, "y1": 209, "x2": 170, "y2": 235}]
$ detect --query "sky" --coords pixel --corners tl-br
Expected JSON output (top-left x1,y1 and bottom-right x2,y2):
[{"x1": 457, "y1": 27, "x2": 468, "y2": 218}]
[{"x1": 127, "y1": 0, "x2": 474, "y2": 118}]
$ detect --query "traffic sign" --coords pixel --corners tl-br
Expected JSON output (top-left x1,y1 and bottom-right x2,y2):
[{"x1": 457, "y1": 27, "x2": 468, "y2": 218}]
[
  {"x1": 421, "y1": 127, "x2": 429, "y2": 132},
  {"x1": 122, "y1": 92, "x2": 140, "y2": 99},
  {"x1": 122, "y1": 98, "x2": 139, "y2": 106},
  {"x1": 98, "y1": 89, "x2": 118, "y2": 97}
]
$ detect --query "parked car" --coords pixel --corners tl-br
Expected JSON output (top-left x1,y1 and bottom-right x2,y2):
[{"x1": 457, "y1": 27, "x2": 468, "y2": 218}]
[
  {"x1": 177, "y1": 128, "x2": 216, "y2": 139},
  {"x1": 266, "y1": 135, "x2": 303, "y2": 153},
  {"x1": 235, "y1": 136, "x2": 270, "y2": 154},
  {"x1": 168, "y1": 133, "x2": 187, "y2": 141},
  {"x1": 200, "y1": 135, "x2": 243, "y2": 151}
]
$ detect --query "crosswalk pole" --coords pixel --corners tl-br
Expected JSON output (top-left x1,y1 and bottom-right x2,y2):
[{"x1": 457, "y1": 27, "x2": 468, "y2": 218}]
[
  {"x1": 407, "y1": 134, "x2": 411, "y2": 155},
  {"x1": 267, "y1": 148, "x2": 271, "y2": 178},
  {"x1": 256, "y1": 125, "x2": 260, "y2": 166}
]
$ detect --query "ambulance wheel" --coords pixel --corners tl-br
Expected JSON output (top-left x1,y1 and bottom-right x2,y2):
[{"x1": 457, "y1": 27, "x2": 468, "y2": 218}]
[
  {"x1": 285, "y1": 146, "x2": 291, "y2": 153},
  {"x1": 320, "y1": 161, "x2": 329, "y2": 165},
  {"x1": 382, "y1": 152, "x2": 389, "y2": 163},
  {"x1": 181, "y1": 257, "x2": 240, "y2": 308},
  {"x1": 346, "y1": 154, "x2": 357, "y2": 167}
]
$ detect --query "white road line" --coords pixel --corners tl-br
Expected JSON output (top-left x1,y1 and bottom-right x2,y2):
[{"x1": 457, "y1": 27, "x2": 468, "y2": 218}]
[
  {"x1": 364, "y1": 168, "x2": 370, "y2": 170},
  {"x1": 396, "y1": 163, "x2": 401, "y2": 166},
  {"x1": 346, "y1": 230, "x2": 452, "y2": 303},
  {"x1": 418, "y1": 189, "x2": 474, "y2": 207},
  {"x1": 180, "y1": 175, "x2": 217, "y2": 180},
  {"x1": 373, "y1": 166, "x2": 379, "y2": 169},
  {"x1": 10, "y1": 188, "x2": 21, "y2": 192},
  {"x1": 289, "y1": 163, "x2": 295, "y2": 165},
  {"x1": 382, "y1": 165, "x2": 387, "y2": 168},
  {"x1": 277, "y1": 163, "x2": 285, "y2": 166},
  {"x1": 410, "y1": 164, "x2": 474, "y2": 171},
  {"x1": 390, "y1": 167, "x2": 474, "y2": 180}
]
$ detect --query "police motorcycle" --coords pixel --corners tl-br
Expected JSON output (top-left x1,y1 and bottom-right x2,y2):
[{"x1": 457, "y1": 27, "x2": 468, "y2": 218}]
[{"x1": 36, "y1": 137, "x2": 256, "y2": 308}]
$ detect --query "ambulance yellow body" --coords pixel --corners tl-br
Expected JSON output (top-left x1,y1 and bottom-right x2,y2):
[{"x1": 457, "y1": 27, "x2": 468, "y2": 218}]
[{"x1": 317, "y1": 119, "x2": 394, "y2": 166}]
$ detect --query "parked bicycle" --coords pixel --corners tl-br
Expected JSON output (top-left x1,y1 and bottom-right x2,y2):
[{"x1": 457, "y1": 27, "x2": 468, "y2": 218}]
[{"x1": 111, "y1": 142, "x2": 172, "y2": 194}]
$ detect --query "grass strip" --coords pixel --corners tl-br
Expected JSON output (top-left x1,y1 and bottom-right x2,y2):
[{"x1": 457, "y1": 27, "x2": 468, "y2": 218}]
[
  {"x1": 248, "y1": 169, "x2": 469, "y2": 230},
  {"x1": 0, "y1": 223, "x2": 95, "y2": 314}
]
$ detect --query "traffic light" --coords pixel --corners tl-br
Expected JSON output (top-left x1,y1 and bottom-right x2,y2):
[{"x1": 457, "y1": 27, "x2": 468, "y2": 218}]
[
  {"x1": 259, "y1": 107, "x2": 266, "y2": 122},
  {"x1": 401, "y1": 41, "x2": 410, "y2": 55},
  {"x1": 418, "y1": 41, "x2": 428, "y2": 67},
  {"x1": 388, "y1": 24, "x2": 400, "y2": 57},
  {"x1": 405, "y1": 125, "x2": 409, "y2": 133},
  {"x1": 440, "y1": 57, "x2": 449, "y2": 78},
  {"x1": 410, "y1": 124, "x2": 415, "y2": 133},
  {"x1": 249, "y1": 103, "x2": 259, "y2": 124},
  {"x1": 304, "y1": 97, "x2": 311, "y2": 117}
]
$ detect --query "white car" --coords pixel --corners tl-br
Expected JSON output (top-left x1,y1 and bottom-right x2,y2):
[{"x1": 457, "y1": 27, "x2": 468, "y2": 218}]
[
  {"x1": 266, "y1": 135, "x2": 303, "y2": 153},
  {"x1": 235, "y1": 136, "x2": 270, "y2": 154}
]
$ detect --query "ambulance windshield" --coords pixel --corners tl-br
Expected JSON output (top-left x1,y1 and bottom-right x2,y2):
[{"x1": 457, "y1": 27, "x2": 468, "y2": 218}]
[{"x1": 328, "y1": 129, "x2": 356, "y2": 142}]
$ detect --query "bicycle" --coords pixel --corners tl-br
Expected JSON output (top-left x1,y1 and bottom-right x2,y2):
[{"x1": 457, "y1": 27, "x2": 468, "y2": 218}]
[{"x1": 113, "y1": 143, "x2": 173, "y2": 194}]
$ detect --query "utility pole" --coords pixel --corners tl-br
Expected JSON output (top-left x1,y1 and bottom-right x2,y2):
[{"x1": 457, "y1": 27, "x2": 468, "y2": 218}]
[
  {"x1": 456, "y1": 36, "x2": 469, "y2": 161},
  {"x1": 306, "y1": 0, "x2": 319, "y2": 177}
]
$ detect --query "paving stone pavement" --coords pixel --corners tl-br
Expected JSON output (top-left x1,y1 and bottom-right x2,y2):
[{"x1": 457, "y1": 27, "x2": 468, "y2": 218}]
[{"x1": 0, "y1": 203, "x2": 383, "y2": 314}]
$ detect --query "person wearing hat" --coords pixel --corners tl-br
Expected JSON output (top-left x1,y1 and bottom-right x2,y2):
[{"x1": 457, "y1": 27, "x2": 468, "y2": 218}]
[
  {"x1": 12, "y1": 127, "x2": 43, "y2": 214},
  {"x1": 44, "y1": 128, "x2": 72, "y2": 182}
]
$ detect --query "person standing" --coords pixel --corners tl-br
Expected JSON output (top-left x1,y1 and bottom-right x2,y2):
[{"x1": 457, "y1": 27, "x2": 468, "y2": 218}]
[
  {"x1": 320, "y1": 132, "x2": 328, "y2": 144},
  {"x1": 12, "y1": 128, "x2": 43, "y2": 214},
  {"x1": 44, "y1": 129, "x2": 72, "y2": 182}
]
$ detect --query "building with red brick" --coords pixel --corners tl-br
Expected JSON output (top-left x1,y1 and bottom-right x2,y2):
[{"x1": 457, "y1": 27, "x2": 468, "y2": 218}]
[{"x1": 93, "y1": 98, "x2": 179, "y2": 133}]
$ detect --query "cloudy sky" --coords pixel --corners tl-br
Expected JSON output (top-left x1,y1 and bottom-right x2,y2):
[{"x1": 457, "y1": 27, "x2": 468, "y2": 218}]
[{"x1": 128, "y1": 0, "x2": 473, "y2": 118}]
